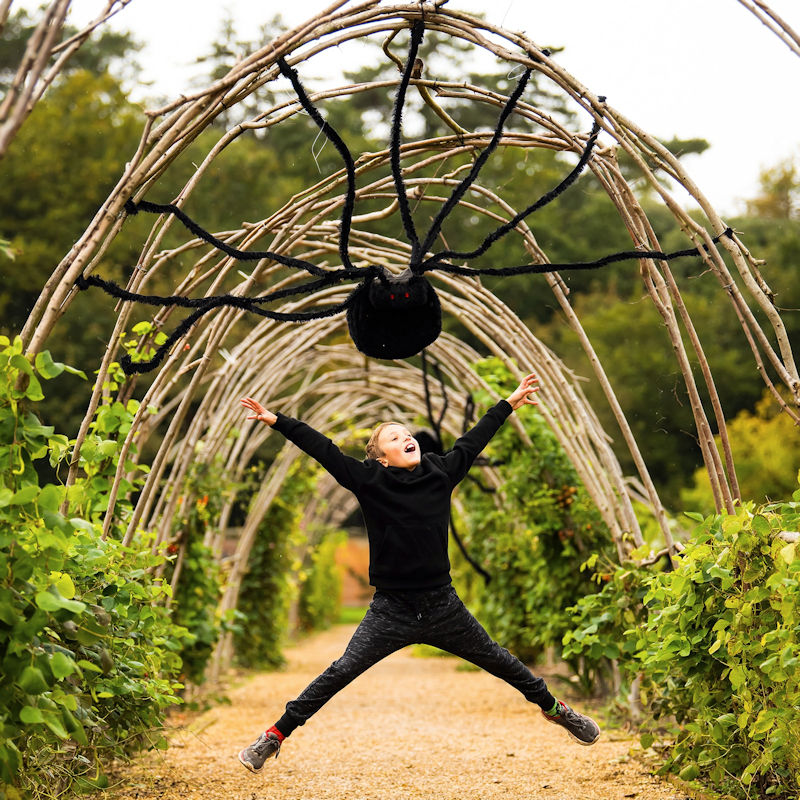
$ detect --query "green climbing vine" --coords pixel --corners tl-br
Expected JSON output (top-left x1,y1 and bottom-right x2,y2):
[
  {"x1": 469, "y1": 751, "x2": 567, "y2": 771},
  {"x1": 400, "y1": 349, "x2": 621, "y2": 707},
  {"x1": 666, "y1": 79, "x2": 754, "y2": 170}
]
[
  {"x1": 452, "y1": 358, "x2": 615, "y2": 676},
  {"x1": 565, "y1": 499, "x2": 800, "y2": 799},
  {"x1": 0, "y1": 336, "x2": 190, "y2": 798}
]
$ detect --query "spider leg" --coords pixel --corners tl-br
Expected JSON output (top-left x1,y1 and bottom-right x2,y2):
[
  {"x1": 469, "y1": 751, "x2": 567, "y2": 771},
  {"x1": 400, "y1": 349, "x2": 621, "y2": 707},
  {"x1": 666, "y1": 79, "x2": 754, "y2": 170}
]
[
  {"x1": 414, "y1": 66, "x2": 532, "y2": 266},
  {"x1": 421, "y1": 350, "x2": 438, "y2": 442},
  {"x1": 120, "y1": 289, "x2": 360, "y2": 375},
  {"x1": 431, "y1": 357, "x2": 449, "y2": 432},
  {"x1": 123, "y1": 199, "x2": 328, "y2": 277},
  {"x1": 422, "y1": 119, "x2": 603, "y2": 269},
  {"x1": 420, "y1": 351, "x2": 451, "y2": 448},
  {"x1": 462, "y1": 394, "x2": 475, "y2": 435},
  {"x1": 465, "y1": 471, "x2": 498, "y2": 495},
  {"x1": 450, "y1": 516, "x2": 491, "y2": 584},
  {"x1": 390, "y1": 20, "x2": 426, "y2": 264},
  {"x1": 427, "y1": 227, "x2": 735, "y2": 277},
  {"x1": 277, "y1": 57, "x2": 358, "y2": 271},
  {"x1": 78, "y1": 266, "x2": 373, "y2": 376},
  {"x1": 76, "y1": 268, "x2": 365, "y2": 310}
]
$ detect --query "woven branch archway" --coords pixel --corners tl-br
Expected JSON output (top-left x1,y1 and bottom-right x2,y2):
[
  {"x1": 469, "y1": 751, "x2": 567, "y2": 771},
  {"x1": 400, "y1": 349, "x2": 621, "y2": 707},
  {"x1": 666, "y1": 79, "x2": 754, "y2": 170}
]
[{"x1": 19, "y1": 2, "x2": 800, "y2": 672}]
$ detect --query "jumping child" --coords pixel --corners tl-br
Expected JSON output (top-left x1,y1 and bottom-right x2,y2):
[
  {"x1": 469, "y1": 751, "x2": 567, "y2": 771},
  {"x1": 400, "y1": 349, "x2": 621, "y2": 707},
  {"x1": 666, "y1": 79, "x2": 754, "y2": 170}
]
[{"x1": 237, "y1": 374, "x2": 600, "y2": 773}]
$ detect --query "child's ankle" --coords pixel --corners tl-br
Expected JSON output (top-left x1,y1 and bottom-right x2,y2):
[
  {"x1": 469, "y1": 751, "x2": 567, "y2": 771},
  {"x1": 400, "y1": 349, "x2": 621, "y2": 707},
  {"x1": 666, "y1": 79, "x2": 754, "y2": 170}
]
[
  {"x1": 544, "y1": 699, "x2": 561, "y2": 716},
  {"x1": 266, "y1": 724, "x2": 286, "y2": 742}
]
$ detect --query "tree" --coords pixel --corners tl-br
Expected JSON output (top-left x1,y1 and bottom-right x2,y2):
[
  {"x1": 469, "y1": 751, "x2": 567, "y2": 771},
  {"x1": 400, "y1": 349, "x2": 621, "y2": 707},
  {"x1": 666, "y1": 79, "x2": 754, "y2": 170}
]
[
  {"x1": 745, "y1": 156, "x2": 800, "y2": 220},
  {"x1": 0, "y1": 70, "x2": 143, "y2": 339},
  {"x1": 681, "y1": 389, "x2": 800, "y2": 512},
  {"x1": 0, "y1": 6, "x2": 142, "y2": 160},
  {"x1": 0, "y1": 8, "x2": 142, "y2": 93}
]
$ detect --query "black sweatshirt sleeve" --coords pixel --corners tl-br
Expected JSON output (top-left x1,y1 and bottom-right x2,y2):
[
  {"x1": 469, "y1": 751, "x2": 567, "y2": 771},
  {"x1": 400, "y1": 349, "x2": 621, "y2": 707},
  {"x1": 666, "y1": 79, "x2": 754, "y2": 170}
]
[
  {"x1": 437, "y1": 399, "x2": 512, "y2": 487},
  {"x1": 271, "y1": 413, "x2": 367, "y2": 491}
]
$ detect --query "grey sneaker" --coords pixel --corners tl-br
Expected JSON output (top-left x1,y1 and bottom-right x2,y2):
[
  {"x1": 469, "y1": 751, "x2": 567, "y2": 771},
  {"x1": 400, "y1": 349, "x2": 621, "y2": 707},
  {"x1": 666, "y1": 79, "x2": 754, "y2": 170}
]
[
  {"x1": 542, "y1": 700, "x2": 600, "y2": 745},
  {"x1": 238, "y1": 732, "x2": 281, "y2": 773}
]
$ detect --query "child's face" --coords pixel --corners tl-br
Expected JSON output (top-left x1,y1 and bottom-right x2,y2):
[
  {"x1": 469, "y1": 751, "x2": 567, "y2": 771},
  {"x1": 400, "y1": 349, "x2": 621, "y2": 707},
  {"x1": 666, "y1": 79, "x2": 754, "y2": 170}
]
[{"x1": 377, "y1": 424, "x2": 420, "y2": 470}]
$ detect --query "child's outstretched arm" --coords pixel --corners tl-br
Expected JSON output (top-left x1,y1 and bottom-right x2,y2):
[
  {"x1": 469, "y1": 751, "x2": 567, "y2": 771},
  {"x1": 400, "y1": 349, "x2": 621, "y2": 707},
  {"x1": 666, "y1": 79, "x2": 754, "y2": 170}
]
[
  {"x1": 240, "y1": 397, "x2": 365, "y2": 491},
  {"x1": 440, "y1": 372, "x2": 539, "y2": 485}
]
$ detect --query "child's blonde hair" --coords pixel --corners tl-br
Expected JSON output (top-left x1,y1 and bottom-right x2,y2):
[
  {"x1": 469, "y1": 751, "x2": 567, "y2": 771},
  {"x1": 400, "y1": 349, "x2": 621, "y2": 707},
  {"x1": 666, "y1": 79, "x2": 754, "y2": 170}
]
[{"x1": 366, "y1": 421, "x2": 404, "y2": 460}]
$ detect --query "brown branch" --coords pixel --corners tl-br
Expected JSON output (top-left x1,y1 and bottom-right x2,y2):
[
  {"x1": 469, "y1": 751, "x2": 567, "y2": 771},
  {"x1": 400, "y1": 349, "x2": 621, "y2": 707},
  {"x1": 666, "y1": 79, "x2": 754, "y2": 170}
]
[{"x1": 736, "y1": 0, "x2": 800, "y2": 58}]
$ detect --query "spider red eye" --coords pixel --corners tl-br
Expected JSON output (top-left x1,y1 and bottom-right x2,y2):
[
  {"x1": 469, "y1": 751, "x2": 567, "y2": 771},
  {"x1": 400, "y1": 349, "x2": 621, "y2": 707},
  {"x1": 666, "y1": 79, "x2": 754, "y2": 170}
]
[
  {"x1": 405, "y1": 292, "x2": 409, "y2": 298},
  {"x1": 390, "y1": 293, "x2": 395, "y2": 300}
]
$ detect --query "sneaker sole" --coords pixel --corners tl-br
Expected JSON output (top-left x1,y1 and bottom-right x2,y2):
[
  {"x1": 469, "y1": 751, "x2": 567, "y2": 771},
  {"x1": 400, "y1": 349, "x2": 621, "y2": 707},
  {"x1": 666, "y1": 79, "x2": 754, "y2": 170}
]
[
  {"x1": 567, "y1": 729, "x2": 601, "y2": 746},
  {"x1": 238, "y1": 750, "x2": 265, "y2": 774},
  {"x1": 542, "y1": 711, "x2": 601, "y2": 746}
]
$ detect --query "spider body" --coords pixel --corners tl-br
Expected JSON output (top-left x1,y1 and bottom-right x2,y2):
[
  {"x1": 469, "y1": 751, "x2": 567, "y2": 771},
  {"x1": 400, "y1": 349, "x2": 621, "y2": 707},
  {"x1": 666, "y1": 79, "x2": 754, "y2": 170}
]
[{"x1": 348, "y1": 268, "x2": 441, "y2": 359}]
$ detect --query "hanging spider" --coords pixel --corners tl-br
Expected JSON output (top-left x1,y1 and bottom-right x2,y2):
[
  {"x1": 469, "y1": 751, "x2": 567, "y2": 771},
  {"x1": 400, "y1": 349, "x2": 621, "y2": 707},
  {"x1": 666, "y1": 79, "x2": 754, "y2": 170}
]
[{"x1": 78, "y1": 18, "x2": 733, "y2": 375}]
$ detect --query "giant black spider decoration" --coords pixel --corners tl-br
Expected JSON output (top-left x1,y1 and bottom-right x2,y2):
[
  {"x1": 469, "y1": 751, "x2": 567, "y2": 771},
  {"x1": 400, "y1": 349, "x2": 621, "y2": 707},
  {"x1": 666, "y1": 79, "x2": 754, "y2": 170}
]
[{"x1": 77, "y1": 18, "x2": 733, "y2": 376}]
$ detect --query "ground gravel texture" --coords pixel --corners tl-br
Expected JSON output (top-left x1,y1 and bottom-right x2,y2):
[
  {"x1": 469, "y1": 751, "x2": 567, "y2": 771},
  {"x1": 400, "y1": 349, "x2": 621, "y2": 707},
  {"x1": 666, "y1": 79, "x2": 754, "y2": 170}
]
[{"x1": 105, "y1": 622, "x2": 689, "y2": 800}]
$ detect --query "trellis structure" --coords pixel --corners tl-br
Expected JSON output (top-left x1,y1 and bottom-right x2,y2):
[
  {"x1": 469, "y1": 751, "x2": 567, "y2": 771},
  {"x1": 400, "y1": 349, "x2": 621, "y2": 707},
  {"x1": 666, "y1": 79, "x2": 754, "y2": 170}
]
[{"x1": 15, "y1": 1, "x2": 800, "y2": 672}]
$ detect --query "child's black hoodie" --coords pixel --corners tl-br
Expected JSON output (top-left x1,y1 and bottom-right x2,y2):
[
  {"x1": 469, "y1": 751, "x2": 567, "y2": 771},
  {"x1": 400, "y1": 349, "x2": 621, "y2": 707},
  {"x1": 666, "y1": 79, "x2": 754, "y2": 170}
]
[{"x1": 272, "y1": 399, "x2": 512, "y2": 591}]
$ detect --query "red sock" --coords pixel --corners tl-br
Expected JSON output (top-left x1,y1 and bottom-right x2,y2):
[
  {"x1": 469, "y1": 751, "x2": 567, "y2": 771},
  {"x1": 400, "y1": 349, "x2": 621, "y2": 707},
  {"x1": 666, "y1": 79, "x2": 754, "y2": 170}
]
[{"x1": 266, "y1": 724, "x2": 285, "y2": 742}]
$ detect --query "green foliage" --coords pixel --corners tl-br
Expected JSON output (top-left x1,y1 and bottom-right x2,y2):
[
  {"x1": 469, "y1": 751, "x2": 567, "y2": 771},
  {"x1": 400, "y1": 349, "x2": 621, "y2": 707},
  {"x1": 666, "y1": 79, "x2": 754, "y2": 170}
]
[
  {"x1": 682, "y1": 390, "x2": 800, "y2": 513},
  {"x1": 561, "y1": 559, "x2": 650, "y2": 695},
  {"x1": 0, "y1": 338, "x2": 189, "y2": 798},
  {"x1": 0, "y1": 71, "x2": 143, "y2": 337},
  {"x1": 298, "y1": 530, "x2": 346, "y2": 633},
  {"x1": 234, "y1": 463, "x2": 318, "y2": 669},
  {"x1": 745, "y1": 155, "x2": 800, "y2": 220},
  {"x1": 0, "y1": 69, "x2": 144, "y2": 439},
  {"x1": 453, "y1": 358, "x2": 615, "y2": 673},
  {"x1": 169, "y1": 536, "x2": 228, "y2": 688},
  {"x1": 0, "y1": 9, "x2": 142, "y2": 94},
  {"x1": 634, "y1": 503, "x2": 800, "y2": 799},
  {"x1": 337, "y1": 605, "x2": 368, "y2": 626},
  {"x1": 167, "y1": 460, "x2": 234, "y2": 687},
  {"x1": 566, "y1": 498, "x2": 800, "y2": 799}
]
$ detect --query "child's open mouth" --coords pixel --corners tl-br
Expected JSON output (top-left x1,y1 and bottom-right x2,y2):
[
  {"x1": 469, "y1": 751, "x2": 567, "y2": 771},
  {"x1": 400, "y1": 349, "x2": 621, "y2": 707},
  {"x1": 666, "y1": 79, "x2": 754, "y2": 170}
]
[{"x1": 404, "y1": 443, "x2": 416, "y2": 453}]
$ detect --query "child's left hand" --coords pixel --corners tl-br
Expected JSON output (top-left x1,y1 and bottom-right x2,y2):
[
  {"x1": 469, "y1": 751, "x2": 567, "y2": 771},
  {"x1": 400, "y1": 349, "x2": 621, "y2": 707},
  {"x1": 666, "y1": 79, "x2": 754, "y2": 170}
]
[{"x1": 506, "y1": 373, "x2": 539, "y2": 411}]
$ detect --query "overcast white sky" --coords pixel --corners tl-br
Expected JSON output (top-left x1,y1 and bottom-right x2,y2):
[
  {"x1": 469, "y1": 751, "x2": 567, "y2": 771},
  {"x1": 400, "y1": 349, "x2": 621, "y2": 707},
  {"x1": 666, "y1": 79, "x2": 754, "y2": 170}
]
[{"x1": 61, "y1": 0, "x2": 800, "y2": 216}]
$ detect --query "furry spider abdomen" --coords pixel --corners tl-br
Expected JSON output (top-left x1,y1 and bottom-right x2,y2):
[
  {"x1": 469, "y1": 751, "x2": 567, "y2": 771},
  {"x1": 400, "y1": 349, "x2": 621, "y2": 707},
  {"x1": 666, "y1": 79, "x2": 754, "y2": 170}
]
[{"x1": 347, "y1": 267, "x2": 442, "y2": 360}]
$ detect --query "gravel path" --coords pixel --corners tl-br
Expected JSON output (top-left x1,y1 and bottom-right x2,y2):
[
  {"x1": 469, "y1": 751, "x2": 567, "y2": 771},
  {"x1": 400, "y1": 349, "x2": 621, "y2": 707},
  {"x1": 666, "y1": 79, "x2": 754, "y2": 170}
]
[{"x1": 106, "y1": 622, "x2": 687, "y2": 800}]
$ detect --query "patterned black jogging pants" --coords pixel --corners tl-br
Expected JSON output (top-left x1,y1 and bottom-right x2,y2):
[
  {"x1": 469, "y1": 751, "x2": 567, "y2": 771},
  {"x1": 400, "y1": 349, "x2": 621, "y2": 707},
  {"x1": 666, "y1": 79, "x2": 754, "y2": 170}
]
[{"x1": 275, "y1": 584, "x2": 556, "y2": 736}]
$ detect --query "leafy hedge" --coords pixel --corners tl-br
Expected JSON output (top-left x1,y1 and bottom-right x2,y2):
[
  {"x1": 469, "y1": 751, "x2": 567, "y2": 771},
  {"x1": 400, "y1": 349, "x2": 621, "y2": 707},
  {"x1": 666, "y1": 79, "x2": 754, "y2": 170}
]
[
  {"x1": 298, "y1": 529, "x2": 346, "y2": 633},
  {"x1": 236, "y1": 458, "x2": 347, "y2": 667},
  {"x1": 0, "y1": 337, "x2": 190, "y2": 798},
  {"x1": 0, "y1": 335, "x2": 351, "y2": 798},
  {"x1": 565, "y1": 497, "x2": 800, "y2": 799},
  {"x1": 235, "y1": 463, "x2": 315, "y2": 669},
  {"x1": 453, "y1": 358, "x2": 614, "y2": 672},
  {"x1": 167, "y1": 458, "x2": 239, "y2": 688}
]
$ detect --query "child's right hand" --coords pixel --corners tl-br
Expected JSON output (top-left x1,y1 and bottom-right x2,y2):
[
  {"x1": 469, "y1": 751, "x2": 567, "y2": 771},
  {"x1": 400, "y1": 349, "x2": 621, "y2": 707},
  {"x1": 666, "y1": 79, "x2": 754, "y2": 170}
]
[
  {"x1": 240, "y1": 397, "x2": 277, "y2": 426},
  {"x1": 506, "y1": 373, "x2": 539, "y2": 411}
]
